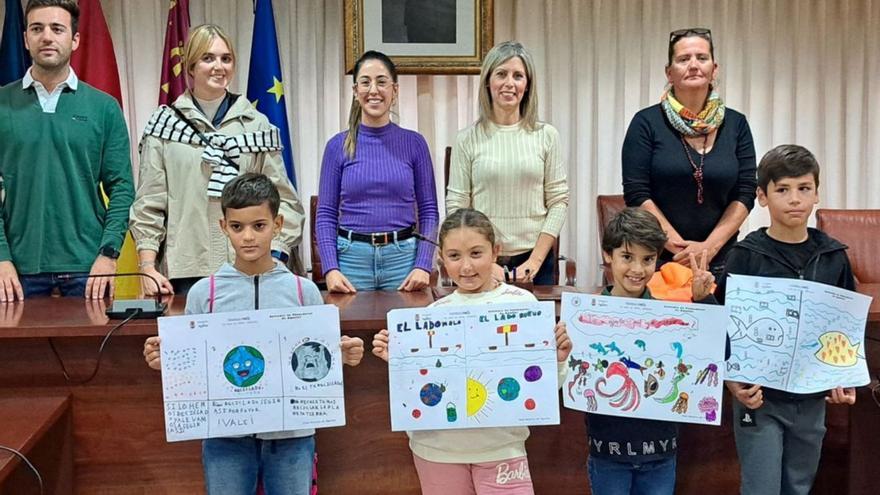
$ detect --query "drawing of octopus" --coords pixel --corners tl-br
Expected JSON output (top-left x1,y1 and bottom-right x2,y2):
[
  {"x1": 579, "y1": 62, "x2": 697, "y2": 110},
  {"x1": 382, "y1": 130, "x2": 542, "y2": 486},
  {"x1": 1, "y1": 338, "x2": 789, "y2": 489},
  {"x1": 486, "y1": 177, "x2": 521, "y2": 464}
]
[
  {"x1": 695, "y1": 363, "x2": 719, "y2": 387},
  {"x1": 672, "y1": 392, "x2": 689, "y2": 414},
  {"x1": 583, "y1": 389, "x2": 598, "y2": 412},
  {"x1": 595, "y1": 362, "x2": 640, "y2": 412}
]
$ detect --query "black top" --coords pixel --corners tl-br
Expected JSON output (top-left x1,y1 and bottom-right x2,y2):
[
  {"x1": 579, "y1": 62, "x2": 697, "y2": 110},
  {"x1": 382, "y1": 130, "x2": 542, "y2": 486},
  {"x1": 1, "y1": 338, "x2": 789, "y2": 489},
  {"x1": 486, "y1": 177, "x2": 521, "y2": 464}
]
[
  {"x1": 622, "y1": 104, "x2": 757, "y2": 265},
  {"x1": 717, "y1": 227, "x2": 856, "y2": 400}
]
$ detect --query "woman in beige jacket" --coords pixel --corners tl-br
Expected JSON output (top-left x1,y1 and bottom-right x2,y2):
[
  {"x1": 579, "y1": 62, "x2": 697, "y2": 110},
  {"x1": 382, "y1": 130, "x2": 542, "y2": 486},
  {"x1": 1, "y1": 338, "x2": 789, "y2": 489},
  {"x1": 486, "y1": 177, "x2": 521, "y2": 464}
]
[{"x1": 130, "y1": 24, "x2": 303, "y2": 295}]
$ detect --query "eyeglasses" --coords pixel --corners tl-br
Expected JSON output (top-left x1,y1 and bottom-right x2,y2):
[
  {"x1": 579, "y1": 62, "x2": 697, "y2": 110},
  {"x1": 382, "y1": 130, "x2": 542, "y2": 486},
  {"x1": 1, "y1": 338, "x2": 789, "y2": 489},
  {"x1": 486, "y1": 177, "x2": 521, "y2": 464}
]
[
  {"x1": 355, "y1": 77, "x2": 393, "y2": 92},
  {"x1": 669, "y1": 28, "x2": 712, "y2": 45}
]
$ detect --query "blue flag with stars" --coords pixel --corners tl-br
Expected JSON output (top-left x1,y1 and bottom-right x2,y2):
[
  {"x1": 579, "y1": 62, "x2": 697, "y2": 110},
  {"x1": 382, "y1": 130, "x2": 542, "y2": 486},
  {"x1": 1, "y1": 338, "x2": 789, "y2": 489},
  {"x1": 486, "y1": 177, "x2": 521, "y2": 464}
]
[
  {"x1": 0, "y1": 0, "x2": 31, "y2": 86},
  {"x1": 247, "y1": 0, "x2": 296, "y2": 188}
]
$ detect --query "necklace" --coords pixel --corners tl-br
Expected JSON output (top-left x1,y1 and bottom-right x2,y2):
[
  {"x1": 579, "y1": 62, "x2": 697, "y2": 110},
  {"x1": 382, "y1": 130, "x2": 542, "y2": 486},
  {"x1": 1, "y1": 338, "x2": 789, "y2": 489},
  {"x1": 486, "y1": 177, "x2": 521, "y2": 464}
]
[{"x1": 681, "y1": 134, "x2": 708, "y2": 204}]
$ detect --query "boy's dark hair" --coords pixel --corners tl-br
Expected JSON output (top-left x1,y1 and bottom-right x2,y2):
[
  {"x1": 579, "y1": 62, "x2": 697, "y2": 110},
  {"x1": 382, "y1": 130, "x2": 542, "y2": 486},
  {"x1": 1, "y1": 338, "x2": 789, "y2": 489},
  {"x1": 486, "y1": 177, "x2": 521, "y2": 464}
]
[
  {"x1": 221, "y1": 173, "x2": 280, "y2": 217},
  {"x1": 757, "y1": 144, "x2": 821, "y2": 192},
  {"x1": 602, "y1": 207, "x2": 668, "y2": 255},
  {"x1": 25, "y1": 0, "x2": 79, "y2": 34}
]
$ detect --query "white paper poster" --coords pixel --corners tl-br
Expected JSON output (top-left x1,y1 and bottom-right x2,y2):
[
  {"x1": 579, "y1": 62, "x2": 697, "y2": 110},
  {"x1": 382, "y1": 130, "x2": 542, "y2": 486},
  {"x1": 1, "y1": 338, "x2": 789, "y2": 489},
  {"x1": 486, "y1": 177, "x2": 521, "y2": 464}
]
[
  {"x1": 158, "y1": 305, "x2": 345, "y2": 442},
  {"x1": 561, "y1": 293, "x2": 728, "y2": 425},
  {"x1": 387, "y1": 302, "x2": 560, "y2": 432},
  {"x1": 725, "y1": 274, "x2": 872, "y2": 393}
]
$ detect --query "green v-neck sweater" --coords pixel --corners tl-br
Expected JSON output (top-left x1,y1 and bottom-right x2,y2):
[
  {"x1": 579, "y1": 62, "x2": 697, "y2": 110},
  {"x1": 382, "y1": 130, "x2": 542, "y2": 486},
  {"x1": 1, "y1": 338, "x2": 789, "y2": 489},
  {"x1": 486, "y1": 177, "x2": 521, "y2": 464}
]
[{"x1": 0, "y1": 80, "x2": 134, "y2": 274}]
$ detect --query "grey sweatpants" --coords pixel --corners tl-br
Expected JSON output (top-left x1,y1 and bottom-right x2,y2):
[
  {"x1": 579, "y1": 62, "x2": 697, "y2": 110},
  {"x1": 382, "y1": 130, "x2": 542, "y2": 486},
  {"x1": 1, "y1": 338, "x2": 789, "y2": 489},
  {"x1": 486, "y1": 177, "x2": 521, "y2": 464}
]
[{"x1": 732, "y1": 394, "x2": 826, "y2": 495}]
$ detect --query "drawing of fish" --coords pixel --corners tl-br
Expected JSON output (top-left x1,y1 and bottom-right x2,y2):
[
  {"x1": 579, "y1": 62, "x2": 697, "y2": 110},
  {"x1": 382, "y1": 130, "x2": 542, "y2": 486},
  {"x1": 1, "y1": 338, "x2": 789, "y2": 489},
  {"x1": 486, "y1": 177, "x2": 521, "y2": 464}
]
[
  {"x1": 590, "y1": 343, "x2": 609, "y2": 355},
  {"x1": 607, "y1": 341, "x2": 624, "y2": 356},
  {"x1": 729, "y1": 316, "x2": 784, "y2": 348},
  {"x1": 620, "y1": 357, "x2": 646, "y2": 373},
  {"x1": 634, "y1": 339, "x2": 647, "y2": 351},
  {"x1": 815, "y1": 331, "x2": 863, "y2": 367}
]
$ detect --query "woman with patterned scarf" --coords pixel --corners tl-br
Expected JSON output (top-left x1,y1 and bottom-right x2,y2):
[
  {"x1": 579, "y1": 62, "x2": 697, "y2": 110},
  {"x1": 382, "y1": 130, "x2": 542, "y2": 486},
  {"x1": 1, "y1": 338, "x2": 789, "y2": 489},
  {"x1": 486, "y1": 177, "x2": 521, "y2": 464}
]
[
  {"x1": 622, "y1": 28, "x2": 756, "y2": 281},
  {"x1": 130, "y1": 24, "x2": 304, "y2": 296}
]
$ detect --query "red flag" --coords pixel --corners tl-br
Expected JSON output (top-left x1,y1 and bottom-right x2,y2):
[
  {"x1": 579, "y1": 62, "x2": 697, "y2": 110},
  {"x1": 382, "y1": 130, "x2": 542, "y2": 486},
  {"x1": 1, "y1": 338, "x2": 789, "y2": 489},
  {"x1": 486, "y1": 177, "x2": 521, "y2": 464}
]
[
  {"x1": 159, "y1": 0, "x2": 191, "y2": 105},
  {"x1": 69, "y1": 0, "x2": 121, "y2": 105}
]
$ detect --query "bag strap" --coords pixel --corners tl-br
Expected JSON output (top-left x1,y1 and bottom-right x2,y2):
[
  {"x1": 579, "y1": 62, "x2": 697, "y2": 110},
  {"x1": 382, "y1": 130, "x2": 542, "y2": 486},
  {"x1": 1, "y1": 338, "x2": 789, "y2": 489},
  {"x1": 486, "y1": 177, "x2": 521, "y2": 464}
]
[
  {"x1": 169, "y1": 105, "x2": 239, "y2": 170},
  {"x1": 296, "y1": 275, "x2": 304, "y2": 306},
  {"x1": 208, "y1": 274, "x2": 216, "y2": 313}
]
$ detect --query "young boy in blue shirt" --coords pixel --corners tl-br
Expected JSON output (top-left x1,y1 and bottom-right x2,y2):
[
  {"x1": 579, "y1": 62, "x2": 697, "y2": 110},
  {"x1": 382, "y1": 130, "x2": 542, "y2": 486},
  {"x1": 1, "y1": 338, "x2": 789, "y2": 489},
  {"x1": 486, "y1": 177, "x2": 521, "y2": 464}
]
[
  {"x1": 718, "y1": 144, "x2": 856, "y2": 495},
  {"x1": 587, "y1": 207, "x2": 715, "y2": 495},
  {"x1": 144, "y1": 173, "x2": 364, "y2": 494}
]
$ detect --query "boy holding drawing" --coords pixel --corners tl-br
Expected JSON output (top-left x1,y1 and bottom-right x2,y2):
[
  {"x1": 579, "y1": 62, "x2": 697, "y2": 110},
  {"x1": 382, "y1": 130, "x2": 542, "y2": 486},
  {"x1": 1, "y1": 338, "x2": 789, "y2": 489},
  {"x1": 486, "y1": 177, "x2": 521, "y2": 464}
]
[
  {"x1": 373, "y1": 208, "x2": 572, "y2": 494},
  {"x1": 718, "y1": 145, "x2": 856, "y2": 495},
  {"x1": 587, "y1": 207, "x2": 715, "y2": 495},
  {"x1": 142, "y1": 173, "x2": 364, "y2": 494}
]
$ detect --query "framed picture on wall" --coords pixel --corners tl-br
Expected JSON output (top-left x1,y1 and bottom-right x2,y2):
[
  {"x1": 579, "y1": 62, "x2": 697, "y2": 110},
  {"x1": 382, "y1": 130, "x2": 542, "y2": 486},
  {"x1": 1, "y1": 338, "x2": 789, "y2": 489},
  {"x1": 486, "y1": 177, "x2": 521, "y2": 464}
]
[{"x1": 344, "y1": 0, "x2": 494, "y2": 74}]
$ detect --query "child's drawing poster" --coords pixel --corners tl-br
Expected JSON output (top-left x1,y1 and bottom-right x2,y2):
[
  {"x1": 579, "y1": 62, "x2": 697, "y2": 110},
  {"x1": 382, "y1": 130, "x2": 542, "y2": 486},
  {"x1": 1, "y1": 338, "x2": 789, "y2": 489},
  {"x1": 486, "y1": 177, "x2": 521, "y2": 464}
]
[
  {"x1": 158, "y1": 305, "x2": 345, "y2": 442},
  {"x1": 387, "y1": 302, "x2": 559, "y2": 432},
  {"x1": 725, "y1": 274, "x2": 872, "y2": 394},
  {"x1": 561, "y1": 293, "x2": 728, "y2": 425}
]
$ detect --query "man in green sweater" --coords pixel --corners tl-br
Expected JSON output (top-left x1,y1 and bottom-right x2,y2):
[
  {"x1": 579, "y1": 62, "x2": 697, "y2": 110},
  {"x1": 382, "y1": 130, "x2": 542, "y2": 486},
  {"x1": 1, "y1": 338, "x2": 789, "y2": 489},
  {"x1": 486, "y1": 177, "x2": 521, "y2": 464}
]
[{"x1": 0, "y1": 0, "x2": 134, "y2": 301}]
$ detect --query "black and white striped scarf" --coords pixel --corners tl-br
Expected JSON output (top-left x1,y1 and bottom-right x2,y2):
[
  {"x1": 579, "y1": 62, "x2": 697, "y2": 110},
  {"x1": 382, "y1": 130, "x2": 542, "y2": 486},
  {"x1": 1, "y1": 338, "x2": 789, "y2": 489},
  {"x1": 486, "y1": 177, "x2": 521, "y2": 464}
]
[{"x1": 140, "y1": 105, "x2": 283, "y2": 197}]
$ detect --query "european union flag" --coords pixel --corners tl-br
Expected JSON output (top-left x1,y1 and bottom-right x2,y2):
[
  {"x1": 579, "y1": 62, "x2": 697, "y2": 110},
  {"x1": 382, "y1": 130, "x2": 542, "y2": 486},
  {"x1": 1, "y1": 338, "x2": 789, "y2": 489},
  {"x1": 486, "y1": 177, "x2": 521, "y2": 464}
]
[
  {"x1": 247, "y1": 0, "x2": 296, "y2": 188},
  {"x1": 0, "y1": 0, "x2": 31, "y2": 86}
]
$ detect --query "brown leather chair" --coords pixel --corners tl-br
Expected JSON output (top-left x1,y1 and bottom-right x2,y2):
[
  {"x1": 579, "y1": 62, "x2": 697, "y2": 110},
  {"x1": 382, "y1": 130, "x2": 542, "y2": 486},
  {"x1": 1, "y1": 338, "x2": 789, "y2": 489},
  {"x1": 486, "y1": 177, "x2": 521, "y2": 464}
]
[
  {"x1": 816, "y1": 208, "x2": 880, "y2": 284},
  {"x1": 441, "y1": 146, "x2": 576, "y2": 286},
  {"x1": 596, "y1": 194, "x2": 627, "y2": 285}
]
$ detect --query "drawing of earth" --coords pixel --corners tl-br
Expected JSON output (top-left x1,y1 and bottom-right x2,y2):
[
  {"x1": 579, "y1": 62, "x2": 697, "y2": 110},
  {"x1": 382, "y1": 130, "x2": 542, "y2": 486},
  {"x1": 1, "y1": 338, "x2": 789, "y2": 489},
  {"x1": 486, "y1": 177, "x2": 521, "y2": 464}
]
[
  {"x1": 223, "y1": 346, "x2": 265, "y2": 387},
  {"x1": 497, "y1": 377, "x2": 521, "y2": 401},
  {"x1": 291, "y1": 342, "x2": 332, "y2": 382},
  {"x1": 420, "y1": 383, "x2": 445, "y2": 406}
]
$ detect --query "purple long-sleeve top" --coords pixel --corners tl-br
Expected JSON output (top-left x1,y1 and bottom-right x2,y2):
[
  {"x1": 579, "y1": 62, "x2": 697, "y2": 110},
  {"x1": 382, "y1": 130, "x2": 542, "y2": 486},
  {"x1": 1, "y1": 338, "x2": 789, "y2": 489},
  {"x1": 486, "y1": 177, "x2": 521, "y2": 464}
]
[{"x1": 316, "y1": 123, "x2": 439, "y2": 275}]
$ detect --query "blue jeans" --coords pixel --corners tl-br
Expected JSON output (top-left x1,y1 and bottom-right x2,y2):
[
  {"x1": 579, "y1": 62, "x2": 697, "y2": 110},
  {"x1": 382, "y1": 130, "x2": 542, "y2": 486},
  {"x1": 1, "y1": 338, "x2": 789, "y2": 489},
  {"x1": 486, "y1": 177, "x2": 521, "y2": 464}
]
[
  {"x1": 336, "y1": 235, "x2": 417, "y2": 290},
  {"x1": 202, "y1": 435, "x2": 315, "y2": 495},
  {"x1": 587, "y1": 455, "x2": 676, "y2": 495},
  {"x1": 20, "y1": 272, "x2": 89, "y2": 298}
]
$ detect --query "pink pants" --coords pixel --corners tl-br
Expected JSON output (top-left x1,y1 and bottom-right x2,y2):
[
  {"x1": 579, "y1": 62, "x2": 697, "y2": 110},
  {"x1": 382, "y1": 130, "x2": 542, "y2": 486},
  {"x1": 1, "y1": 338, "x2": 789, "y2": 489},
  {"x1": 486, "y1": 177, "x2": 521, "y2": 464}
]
[{"x1": 412, "y1": 453, "x2": 535, "y2": 495}]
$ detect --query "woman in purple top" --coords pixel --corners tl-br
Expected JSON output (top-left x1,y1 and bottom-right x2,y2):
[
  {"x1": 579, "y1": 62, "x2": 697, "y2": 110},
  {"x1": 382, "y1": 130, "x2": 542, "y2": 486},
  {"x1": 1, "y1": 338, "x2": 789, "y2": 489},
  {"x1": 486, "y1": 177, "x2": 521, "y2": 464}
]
[{"x1": 316, "y1": 51, "x2": 439, "y2": 293}]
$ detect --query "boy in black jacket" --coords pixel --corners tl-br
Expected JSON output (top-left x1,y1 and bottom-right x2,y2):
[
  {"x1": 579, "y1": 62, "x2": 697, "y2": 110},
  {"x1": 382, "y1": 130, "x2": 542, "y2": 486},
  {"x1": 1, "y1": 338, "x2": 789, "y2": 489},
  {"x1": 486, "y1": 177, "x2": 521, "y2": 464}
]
[{"x1": 717, "y1": 144, "x2": 856, "y2": 495}]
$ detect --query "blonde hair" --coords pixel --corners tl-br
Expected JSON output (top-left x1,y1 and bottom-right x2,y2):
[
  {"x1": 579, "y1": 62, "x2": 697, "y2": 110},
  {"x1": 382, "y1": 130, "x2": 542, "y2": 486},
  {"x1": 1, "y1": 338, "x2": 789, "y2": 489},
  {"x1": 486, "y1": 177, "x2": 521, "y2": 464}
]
[
  {"x1": 184, "y1": 24, "x2": 236, "y2": 85},
  {"x1": 344, "y1": 51, "x2": 398, "y2": 157},
  {"x1": 477, "y1": 41, "x2": 540, "y2": 133}
]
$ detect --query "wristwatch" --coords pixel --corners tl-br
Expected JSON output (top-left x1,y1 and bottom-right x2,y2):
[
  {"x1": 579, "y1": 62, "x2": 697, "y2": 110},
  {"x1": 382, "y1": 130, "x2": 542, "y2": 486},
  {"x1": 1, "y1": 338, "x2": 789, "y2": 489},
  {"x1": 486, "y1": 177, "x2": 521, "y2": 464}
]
[{"x1": 99, "y1": 245, "x2": 121, "y2": 259}]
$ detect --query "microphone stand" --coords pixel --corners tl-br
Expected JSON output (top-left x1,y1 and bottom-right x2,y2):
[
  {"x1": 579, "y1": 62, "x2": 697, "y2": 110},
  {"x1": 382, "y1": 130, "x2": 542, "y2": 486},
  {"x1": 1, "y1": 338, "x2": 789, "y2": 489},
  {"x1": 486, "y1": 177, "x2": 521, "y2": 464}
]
[{"x1": 58, "y1": 272, "x2": 168, "y2": 319}]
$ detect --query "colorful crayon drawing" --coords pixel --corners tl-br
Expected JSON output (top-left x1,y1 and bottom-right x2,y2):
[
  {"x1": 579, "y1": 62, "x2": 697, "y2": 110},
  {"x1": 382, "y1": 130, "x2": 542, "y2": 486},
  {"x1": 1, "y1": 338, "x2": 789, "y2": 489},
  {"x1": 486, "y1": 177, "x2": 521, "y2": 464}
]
[
  {"x1": 157, "y1": 305, "x2": 346, "y2": 442},
  {"x1": 562, "y1": 293, "x2": 727, "y2": 425},
  {"x1": 388, "y1": 302, "x2": 560, "y2": 432},
  {"x1": 725, "y1": 275, "x2": 871, "y2": 394}
]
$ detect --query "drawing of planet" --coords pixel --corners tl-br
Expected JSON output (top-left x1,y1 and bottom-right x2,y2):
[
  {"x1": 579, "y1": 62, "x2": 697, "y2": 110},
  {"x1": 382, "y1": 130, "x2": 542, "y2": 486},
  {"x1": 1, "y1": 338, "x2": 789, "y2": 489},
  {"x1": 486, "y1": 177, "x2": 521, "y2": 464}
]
[
  {"x1": 420, "y1": 383, "x2": 445, "y2": 407},
  {"x1": 524, "y1": 398, "x2": 536, "y2": 410},
  {"x1": 223, "y1": 346, "x2": 265, "y2": 388},
  {"x1": 291, "y1": 341, "x2": 332, "y2": 382},
  {"x1": 497, "y1": 377, "x2": 521, "y2": 401},
  {"x1": 524, "y1": 365, "x2": 542, "y2": 382}
]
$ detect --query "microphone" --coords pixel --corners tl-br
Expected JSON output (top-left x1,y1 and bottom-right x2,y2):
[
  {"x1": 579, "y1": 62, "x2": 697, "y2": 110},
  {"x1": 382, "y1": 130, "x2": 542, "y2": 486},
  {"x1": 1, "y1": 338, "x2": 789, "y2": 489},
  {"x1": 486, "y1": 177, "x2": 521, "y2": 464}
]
[
  {"x1": 412, "y1": 231, "x2": 440, "y2": 247},
  {"x1": 57, "y1": 272, "x2": 167, "y2": 319}
]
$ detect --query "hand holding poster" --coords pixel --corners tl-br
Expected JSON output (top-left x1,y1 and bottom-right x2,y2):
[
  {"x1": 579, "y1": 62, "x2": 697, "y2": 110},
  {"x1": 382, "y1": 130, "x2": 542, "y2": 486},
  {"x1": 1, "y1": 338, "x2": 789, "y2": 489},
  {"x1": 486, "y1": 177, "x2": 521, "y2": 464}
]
[
  {"x1": 387, "y1": 302, "x2": 559, "y2": 432},
  {"x1": 724, "y1": 274, "x2": 871, "y2": 393},
  {"x1": 561, "y1": 293, "x2": 728, "y2": 425},
  {"x1": 158, "y1": 305, "x2": 345, "y2": 441}
]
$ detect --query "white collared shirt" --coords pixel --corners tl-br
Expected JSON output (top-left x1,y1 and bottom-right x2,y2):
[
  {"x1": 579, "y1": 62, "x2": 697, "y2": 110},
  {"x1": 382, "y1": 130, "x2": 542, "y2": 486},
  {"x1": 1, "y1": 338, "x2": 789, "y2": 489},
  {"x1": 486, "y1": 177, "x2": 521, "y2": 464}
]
[{"x1": 22, "y1": 66, "x2": 79, "y2": 113}]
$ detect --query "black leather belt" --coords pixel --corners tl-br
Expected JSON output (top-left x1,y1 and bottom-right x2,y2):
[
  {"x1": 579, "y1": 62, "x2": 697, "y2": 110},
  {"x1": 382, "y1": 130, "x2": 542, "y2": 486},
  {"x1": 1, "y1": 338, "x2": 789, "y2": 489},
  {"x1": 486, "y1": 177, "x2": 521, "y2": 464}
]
[{"x1": 338, "y1": 226, "x2": 415, "y2": 246}]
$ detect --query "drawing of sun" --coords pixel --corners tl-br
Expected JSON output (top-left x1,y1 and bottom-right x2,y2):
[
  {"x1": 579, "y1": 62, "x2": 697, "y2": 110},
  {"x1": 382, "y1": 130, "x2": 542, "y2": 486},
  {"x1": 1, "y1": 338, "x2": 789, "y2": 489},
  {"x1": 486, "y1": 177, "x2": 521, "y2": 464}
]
[{"x1": 467, "y1": 374, "x2": 494, "y2": 422}]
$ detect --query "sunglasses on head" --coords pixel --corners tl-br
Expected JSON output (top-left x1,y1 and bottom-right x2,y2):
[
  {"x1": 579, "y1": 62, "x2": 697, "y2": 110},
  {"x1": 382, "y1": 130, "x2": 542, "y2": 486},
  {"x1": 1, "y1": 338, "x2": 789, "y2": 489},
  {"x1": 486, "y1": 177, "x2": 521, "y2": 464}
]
[{"x1": 669, "y1": 28, "x2": 712, "y2": 44}]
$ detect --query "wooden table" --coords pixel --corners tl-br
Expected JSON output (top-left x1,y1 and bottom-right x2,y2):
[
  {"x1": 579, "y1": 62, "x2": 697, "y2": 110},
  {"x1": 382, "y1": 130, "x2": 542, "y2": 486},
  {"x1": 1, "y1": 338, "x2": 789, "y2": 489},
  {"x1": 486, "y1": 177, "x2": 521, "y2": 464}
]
[
  {"x1": 0, "y1": 287, "x2": 865, "y2": 494},
  {"x1": 0, "y1": 395, "x2": 73, "y2": 495}
]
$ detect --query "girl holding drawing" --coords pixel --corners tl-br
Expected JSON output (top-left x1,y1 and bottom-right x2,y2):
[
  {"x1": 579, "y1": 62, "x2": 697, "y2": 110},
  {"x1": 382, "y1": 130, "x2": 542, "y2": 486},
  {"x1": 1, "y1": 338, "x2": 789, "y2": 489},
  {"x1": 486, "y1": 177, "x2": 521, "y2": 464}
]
[{"x1": 372, "y1": 208, "x2": 573, "y2": 494}]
